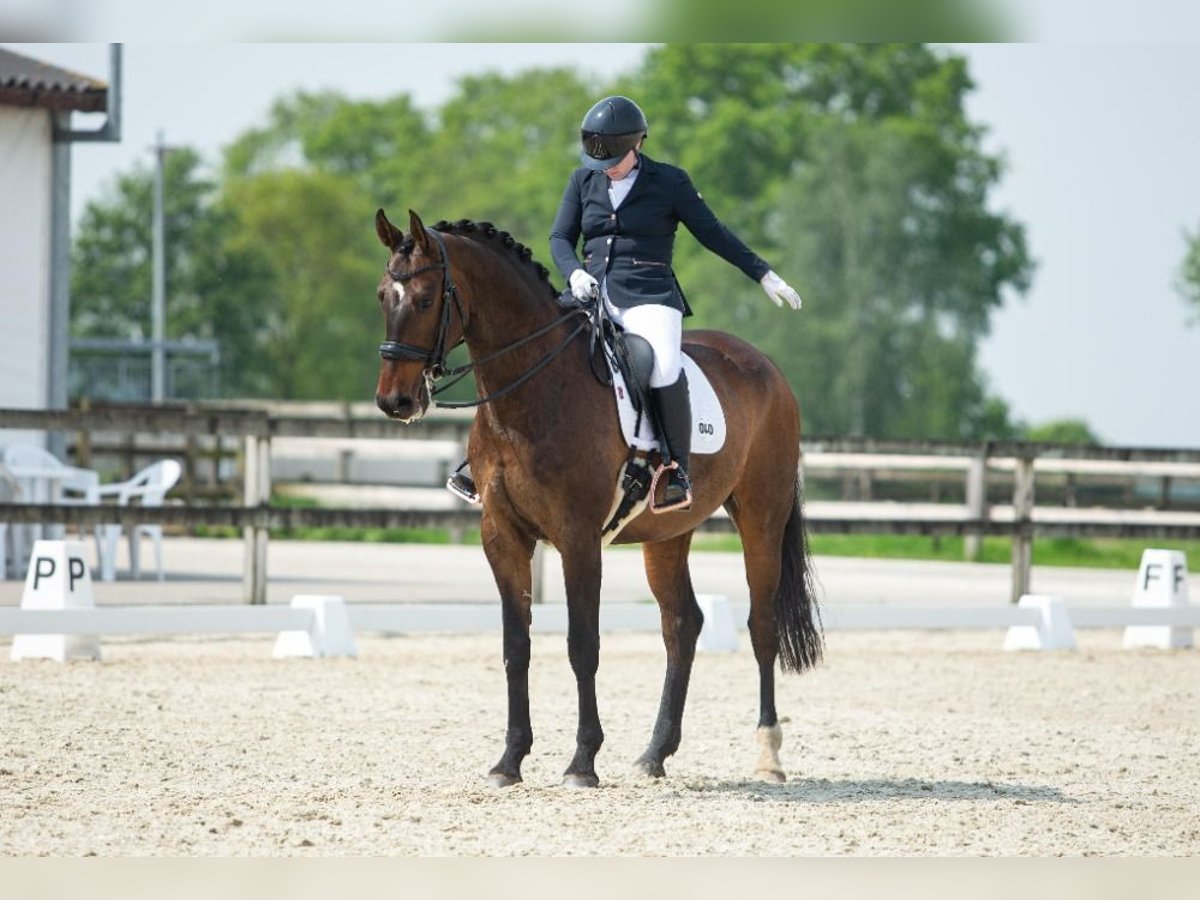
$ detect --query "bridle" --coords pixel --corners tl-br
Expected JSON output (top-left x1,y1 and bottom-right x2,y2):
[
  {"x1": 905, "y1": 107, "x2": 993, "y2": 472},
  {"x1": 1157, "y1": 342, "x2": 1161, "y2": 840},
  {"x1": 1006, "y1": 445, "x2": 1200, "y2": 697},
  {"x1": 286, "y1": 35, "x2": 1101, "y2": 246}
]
[
  {"x1": 378, "y1": 227, "x2": 465, "y2": 378},
  {"x1": 377, "y1": 227, "x2": 593, "y2": 410}
]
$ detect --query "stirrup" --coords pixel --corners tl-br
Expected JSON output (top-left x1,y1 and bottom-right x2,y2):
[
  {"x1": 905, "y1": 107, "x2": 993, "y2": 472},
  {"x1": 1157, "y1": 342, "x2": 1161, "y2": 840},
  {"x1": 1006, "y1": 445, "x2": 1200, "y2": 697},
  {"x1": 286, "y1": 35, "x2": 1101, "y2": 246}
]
[
  {"x1": 446, "y1": 465, "x2": 481, "y2": 505},
  {"x1": 650, "y1": 461, "x2": 692, "y2": 514}
]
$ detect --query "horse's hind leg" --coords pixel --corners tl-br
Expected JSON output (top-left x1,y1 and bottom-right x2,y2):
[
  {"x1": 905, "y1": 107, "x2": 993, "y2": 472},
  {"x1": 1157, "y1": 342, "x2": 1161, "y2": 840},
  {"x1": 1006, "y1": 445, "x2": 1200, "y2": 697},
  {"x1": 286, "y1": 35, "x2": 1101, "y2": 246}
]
[
  {"x1": 740, "y1": 523, "x2": 790, "y2": 782},
  {"x1": 731, "y1": 474, "x2": 823, "y2": 783},
  {"x1": 730, "y1": 496, "x2": 791, "y2": 783},
  {"x1": 634, "y1": 531, "x2": 704, "y2": 778}
]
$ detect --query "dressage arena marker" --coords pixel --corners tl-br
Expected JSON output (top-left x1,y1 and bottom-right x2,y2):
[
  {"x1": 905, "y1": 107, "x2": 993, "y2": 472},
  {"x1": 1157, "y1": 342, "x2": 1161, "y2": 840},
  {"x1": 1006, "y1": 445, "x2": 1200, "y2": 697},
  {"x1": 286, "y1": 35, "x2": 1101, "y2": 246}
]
[
  {"x1": 1123, "y1": 549, "x2": 1192, "y2": 650},
  {"x1": 273, "y1": 594, "x2": 358, "y2": 659},
  {"x1": 4, "y1": 592, "x2": 1198, "y2": 661},
  {"x1": 1003, "y1": 595, "x2": 1077, "y2": 651},
  {"x1": 10, "y1": 540, "x2": 100, "y2": 662},
  {"x1": 696, "y1": 594, "x2": 739, "y2": 652}
]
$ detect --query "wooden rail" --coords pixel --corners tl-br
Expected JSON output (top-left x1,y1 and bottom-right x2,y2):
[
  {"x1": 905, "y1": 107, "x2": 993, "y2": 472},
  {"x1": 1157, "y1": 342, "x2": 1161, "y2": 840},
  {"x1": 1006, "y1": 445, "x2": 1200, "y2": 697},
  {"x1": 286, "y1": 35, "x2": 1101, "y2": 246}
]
[
  {"x1": 5, "y1": 503, "x2": 1200, "y2": 538},
  {"x1": 5, "y1": 404, "x2": 1200, "y2": 605}
]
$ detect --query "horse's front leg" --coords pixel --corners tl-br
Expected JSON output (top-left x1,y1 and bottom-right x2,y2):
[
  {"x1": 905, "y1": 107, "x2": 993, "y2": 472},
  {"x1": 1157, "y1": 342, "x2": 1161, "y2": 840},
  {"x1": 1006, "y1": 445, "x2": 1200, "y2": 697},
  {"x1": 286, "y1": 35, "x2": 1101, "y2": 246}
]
[
  {"x1": 560, "y1": 536, "x2": 604, "y2": 788},
  {"x1": 481, "y1": 510, "x2": 536, "y2": 787}
]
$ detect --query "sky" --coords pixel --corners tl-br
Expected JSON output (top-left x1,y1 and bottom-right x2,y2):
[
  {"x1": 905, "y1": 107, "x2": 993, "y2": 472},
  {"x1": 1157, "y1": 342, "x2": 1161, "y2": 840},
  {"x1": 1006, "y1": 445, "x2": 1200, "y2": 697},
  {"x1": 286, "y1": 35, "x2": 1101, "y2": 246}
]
[{"x1": 5, "y1": 41, "x2": 1200, "y2": 448}]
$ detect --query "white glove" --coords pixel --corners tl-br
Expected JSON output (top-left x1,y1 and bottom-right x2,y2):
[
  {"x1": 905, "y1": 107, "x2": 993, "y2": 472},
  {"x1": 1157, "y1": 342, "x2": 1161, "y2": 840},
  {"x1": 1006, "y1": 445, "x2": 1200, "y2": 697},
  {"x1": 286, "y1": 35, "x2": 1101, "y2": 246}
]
[
  {"x1": 760, "y1": 270, "x2": 802, "y2": 310},
  {"x1": 569, "y1": 269, "x2": 600, "y2": 302}
]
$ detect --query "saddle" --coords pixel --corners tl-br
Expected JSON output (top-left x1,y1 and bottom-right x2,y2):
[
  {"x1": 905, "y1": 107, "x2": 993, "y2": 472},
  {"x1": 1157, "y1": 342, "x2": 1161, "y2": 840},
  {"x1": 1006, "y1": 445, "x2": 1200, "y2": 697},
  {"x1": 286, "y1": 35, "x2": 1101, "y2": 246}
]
[{"x1": 566, "y1": 292, "x2": 728, "y2": 536}]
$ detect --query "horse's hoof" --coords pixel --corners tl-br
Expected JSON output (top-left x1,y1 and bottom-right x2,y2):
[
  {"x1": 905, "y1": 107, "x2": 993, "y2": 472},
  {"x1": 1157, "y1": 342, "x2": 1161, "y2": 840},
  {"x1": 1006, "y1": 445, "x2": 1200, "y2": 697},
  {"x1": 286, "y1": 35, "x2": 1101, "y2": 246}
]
[
  {"x1": 755, "y1": 768, "x2": 787, "y2": 784},
  {"x1": 487, "y1": 770, "x2": 522, "y2": 788},
  {"x1": 633, "y1": 755, "x2": 666, "y2": 778},
  {"x1": 562, "y1": 772, "x2": 600, "y2": 789}
]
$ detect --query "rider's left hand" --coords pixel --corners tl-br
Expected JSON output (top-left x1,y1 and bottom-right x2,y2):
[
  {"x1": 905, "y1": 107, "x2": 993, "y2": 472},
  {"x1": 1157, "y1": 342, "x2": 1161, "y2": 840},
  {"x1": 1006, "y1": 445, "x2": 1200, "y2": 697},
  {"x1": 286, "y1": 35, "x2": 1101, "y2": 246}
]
[{"x1": 760, "y1": 271, "x2": 802, "y2": 311}]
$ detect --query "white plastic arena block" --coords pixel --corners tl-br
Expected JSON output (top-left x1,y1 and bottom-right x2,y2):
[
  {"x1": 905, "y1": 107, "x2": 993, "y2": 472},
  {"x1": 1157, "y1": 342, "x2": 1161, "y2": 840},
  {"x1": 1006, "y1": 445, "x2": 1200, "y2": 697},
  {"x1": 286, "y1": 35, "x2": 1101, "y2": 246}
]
[
  {"x1": 1124, "y1": 549, "x2": 1192, "y2": 650},
  {"x1": 696, "y1": 594, "x2": 739, "y2": 653},
  {"x1": 273, "y1": 595, "x2": 358, "y2": 659},
  {"x1": 11, "y1": 540, "x2": 101, "y2": 662},
  {"x1": 1003, "y1": 595, "x2": 1076, "y2": 652}
]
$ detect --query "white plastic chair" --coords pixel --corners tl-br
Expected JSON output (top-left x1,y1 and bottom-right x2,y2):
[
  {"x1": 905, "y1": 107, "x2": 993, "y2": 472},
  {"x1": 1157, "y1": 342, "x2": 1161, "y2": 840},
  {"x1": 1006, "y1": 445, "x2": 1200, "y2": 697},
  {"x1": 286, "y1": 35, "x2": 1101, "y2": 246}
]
[
  {"x1": 1, "y1": 445, "x2": 99, "y2": 578},
  {"x1": 91, "y1": 459, "x2": 183, "y2": 581}
]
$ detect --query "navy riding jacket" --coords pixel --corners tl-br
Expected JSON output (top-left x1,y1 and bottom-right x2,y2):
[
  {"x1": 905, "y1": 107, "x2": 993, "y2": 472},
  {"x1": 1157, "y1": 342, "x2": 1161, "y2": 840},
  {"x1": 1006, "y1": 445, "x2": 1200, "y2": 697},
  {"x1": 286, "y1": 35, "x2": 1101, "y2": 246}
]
[{"x1": 549, "y1": 153, "x2": 771, "y2": 317}]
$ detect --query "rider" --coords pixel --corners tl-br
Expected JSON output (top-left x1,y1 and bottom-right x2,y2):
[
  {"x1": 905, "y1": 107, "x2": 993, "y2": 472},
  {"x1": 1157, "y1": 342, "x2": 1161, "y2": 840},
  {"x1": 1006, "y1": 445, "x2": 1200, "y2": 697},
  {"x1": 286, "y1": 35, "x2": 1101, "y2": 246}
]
[{"x1": 549, "y1": 95, "x2": 803, "y2": 511}]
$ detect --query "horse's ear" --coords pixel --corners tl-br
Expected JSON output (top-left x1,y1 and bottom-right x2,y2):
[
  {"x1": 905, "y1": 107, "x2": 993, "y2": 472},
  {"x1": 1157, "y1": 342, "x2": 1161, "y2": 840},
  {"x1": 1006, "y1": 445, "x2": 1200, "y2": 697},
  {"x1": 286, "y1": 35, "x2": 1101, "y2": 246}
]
[
  {"x1": 375, "y1": 208, "x2": 402, "y2": 250},
  {"x1": 408, "y1": 209, "x2": 432, "y2": 255}
]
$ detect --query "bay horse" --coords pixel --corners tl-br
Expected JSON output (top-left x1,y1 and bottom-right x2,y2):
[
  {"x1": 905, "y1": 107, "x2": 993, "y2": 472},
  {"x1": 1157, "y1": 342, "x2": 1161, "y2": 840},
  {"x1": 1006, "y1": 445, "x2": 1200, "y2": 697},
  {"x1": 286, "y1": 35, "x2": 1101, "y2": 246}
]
[{"x1": 374, "y1": 208, "x2": 821, "y2": 788}]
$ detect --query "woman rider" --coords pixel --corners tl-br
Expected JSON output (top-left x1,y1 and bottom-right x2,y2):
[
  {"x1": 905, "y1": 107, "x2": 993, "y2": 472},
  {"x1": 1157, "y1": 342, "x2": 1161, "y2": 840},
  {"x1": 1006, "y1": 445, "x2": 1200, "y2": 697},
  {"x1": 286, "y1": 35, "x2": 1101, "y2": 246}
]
[{"x1": 549, "y1": 95, "x2": 803, "y2": 511}]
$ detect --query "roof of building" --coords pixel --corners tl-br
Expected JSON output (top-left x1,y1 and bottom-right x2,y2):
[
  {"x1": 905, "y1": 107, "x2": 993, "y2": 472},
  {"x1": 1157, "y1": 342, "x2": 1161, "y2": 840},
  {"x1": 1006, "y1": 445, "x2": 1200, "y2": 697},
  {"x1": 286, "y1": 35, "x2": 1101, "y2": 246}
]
[{"x1": 0, "y1": 47, "x2": 107, "y2": 112}]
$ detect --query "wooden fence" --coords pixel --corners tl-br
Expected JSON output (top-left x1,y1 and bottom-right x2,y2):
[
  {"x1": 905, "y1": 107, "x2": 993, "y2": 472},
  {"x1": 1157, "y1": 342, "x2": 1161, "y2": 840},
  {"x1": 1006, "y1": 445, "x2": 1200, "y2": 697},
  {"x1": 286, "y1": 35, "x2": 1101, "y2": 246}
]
[{"x1": 4, "y1": 404, "x2": 1200, "y2": 605}]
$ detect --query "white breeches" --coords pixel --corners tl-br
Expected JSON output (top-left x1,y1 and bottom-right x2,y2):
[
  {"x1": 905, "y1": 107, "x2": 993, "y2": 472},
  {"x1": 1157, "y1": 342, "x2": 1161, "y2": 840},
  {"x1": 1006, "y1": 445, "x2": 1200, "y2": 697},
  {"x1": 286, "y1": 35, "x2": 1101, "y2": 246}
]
[{"x1": 602, "y1": 292, "x2": 683, "y2": 388}]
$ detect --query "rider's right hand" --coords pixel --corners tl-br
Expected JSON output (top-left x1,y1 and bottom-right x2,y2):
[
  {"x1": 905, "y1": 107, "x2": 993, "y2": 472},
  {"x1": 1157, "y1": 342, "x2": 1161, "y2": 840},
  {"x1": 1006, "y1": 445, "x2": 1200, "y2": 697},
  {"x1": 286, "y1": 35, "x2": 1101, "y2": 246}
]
[{"x1": 569, "y1": 269, "x2": 600, "y2": 302}]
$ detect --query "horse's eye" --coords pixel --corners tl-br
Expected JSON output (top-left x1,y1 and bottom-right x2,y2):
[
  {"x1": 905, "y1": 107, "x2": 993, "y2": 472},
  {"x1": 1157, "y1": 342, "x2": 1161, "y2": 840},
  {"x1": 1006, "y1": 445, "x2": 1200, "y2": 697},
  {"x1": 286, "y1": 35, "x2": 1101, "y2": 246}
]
[{"x1": 417, "y1": 294, "x2": 435, "y2": 310}]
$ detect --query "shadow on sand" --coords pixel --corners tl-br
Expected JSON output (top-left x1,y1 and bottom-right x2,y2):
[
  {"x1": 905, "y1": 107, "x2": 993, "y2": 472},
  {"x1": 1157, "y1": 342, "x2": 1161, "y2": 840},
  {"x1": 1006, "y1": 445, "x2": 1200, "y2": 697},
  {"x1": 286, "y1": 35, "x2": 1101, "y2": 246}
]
[{"x1": 691, "y1": 776, "x2": 1074, "y2": 804}]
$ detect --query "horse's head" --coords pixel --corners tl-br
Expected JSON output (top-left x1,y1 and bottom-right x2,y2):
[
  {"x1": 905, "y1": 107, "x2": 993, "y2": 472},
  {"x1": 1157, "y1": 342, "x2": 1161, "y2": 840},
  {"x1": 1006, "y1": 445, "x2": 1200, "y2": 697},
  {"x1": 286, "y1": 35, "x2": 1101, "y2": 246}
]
[{"x1": 373, "y1": 208, "x2": 466, "y2": 422}]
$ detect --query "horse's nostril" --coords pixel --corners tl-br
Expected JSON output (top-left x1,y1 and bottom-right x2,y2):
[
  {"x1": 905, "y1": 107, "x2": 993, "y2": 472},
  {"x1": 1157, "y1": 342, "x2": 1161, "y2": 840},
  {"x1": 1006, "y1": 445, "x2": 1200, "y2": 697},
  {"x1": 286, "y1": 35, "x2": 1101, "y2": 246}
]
[{"x1": 377, "y1": 393, "x2": 416, "y2": 418}]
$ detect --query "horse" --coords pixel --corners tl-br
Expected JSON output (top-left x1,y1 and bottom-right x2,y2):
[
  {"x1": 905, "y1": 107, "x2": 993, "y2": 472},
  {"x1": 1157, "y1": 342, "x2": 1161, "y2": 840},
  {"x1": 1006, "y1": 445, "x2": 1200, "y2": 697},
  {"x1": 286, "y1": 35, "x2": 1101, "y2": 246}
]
[{"x1": 373, "y1": 208, "x2": 822, "y2": 788}]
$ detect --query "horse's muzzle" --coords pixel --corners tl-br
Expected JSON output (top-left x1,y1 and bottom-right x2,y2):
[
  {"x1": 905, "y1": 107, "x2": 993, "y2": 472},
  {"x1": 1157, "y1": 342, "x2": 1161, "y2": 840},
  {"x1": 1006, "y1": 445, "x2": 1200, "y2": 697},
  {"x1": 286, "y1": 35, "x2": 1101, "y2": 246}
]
[{"x1": 376, "y1": 389, "x2": 427, "y2": 423}]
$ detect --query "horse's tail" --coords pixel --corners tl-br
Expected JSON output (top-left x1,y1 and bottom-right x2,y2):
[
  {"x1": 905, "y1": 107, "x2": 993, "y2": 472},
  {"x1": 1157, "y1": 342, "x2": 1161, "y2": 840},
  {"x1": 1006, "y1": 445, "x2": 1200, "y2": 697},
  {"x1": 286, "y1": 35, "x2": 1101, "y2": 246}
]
[{"x1": 776, "y1": 477, "x2": 824, "y2": 673}]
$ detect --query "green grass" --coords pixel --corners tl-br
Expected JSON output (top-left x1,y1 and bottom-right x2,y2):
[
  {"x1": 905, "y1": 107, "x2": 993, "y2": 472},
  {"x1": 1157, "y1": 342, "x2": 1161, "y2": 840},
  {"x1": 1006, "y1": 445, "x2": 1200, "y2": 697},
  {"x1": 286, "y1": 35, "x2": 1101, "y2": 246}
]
[
  {"x1": 692, "y1": 533, "x2": 1200, "y2": 570},
  {"x1": 189, "y1": 494, "x2": 1197, "y2": 569}
]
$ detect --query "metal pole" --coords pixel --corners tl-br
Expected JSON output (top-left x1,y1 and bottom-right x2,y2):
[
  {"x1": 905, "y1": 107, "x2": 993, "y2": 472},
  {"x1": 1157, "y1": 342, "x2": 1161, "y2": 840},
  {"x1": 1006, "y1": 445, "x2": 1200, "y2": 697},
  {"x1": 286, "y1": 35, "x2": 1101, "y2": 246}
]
[
  {"x1": 151, "y1": 131, "x2": 166, "y2": 403},
  {"x1": 47, "y1": 111, "x2": 73, "y2": 460}
]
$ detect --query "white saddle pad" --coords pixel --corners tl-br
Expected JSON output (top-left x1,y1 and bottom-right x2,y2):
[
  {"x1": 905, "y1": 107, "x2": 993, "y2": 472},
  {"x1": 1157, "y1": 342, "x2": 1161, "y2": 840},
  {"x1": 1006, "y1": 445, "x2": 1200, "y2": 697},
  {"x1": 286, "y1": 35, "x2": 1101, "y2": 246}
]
[{"x1": 611, "y1": 352, "x2": 726, "y2": 455}]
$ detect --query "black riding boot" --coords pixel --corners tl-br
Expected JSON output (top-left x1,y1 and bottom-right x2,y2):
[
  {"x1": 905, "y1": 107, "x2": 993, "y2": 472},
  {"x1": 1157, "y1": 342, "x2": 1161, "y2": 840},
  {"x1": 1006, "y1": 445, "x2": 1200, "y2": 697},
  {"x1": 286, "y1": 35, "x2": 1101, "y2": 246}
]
[{"x1": 652, "y1": 371, "x2": 693, "y2": 511}]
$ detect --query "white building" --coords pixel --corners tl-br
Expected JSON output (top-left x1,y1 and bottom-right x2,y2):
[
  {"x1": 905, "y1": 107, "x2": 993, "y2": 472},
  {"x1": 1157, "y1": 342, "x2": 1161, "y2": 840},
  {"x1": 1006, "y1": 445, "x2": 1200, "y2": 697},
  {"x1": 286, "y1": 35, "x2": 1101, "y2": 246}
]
[{"x1": 0, "y1": 47, "x2": 109, "y2": 447}]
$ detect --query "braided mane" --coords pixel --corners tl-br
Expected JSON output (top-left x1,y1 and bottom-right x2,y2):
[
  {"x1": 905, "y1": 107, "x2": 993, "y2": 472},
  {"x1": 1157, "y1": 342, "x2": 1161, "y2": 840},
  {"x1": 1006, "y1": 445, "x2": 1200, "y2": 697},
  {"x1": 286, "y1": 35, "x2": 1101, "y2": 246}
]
[{"x1": 432, "y1": 219, "x2": 559, "y2": 297}]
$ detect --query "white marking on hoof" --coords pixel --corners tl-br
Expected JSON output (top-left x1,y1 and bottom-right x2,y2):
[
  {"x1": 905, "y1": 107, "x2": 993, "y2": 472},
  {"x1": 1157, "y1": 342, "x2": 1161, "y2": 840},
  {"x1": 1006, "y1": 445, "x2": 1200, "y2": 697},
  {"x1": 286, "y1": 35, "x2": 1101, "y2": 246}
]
[{"x1": 754, "y1": 724, "x2": 786, "y2": 782}]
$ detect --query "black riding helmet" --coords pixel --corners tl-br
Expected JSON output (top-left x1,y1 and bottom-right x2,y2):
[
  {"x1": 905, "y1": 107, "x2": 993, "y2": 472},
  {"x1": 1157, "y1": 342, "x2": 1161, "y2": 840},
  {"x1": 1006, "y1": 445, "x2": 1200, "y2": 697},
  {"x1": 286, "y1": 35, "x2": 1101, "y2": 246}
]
[{"x1": 580, "y1": 95, "x2": 647, "y2": 171}]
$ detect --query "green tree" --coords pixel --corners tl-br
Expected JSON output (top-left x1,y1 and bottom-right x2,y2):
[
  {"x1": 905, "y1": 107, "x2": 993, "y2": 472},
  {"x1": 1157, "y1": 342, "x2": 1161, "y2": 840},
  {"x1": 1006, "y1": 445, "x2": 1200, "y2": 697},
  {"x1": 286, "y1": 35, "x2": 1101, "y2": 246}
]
[
  {"x1": 220, "y1": 73, "x2": 592, "y2": 255},
  {"x1": 70, "y1": 148, "x2": 272, "y2": 396},
  {"x1": 211, "y1": 72, "x2": 598, "y2": 401},
  {"x1": 628, "y1": 44, "x2": 1032, "y2": 438},
  {"x1": 223, "y1": 90, "x2": 436, "y2": 217},
  {"x1": 1024, "y1": 419, "x2": 1101, "y2": 445},
  {"x1": 1180, "y1": 224, "x2": 1200, "y2": 325},
  {"x1": 70, "y1": 43, "x2": 1035, "y2": 428},
  {"x1": 222, "y1": 168, "x2": 382, "y2": 400},
  {"x1": 417, "y1": 69, "x2": 594, "y2": 251}
]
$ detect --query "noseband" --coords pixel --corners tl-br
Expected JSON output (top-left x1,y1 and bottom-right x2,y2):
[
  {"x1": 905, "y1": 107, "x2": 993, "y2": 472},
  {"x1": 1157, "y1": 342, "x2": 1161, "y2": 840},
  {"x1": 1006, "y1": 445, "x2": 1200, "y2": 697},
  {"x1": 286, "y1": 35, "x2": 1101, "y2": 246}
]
[{"x1": 378, "y1": 227, "x2": 466, "y2": 378}]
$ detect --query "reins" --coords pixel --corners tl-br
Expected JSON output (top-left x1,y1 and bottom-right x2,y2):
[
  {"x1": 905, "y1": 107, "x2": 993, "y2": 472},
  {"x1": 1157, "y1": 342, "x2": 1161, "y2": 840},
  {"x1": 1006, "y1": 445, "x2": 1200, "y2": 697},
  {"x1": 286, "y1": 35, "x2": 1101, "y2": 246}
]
[
  {"x1": 430, "y1": 308, "x2": 591, "y2": 409},
  {"x1": 378, "y1": 227, "x2": 596, "y2": 410}
]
